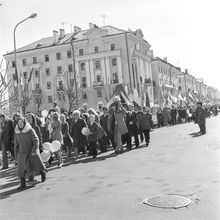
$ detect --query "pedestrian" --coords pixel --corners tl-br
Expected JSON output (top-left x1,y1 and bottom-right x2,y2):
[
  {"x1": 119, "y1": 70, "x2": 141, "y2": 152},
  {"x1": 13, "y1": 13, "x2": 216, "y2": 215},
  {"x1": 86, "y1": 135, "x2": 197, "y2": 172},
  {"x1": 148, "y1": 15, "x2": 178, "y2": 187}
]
[
  {"x1": 60, "y1": 114, "x2": 73, "y2": 157},
  {"x1": 70, "y1": 110, "x2": 88, "y2": 159},
  {"x1": 195, "y1": 102, "x2": 206, "y2": 135},
  {"x1": 171, "y1": 106, "x2": 177, "y2": 125},
  {"x1": 139, "y1": 107, "x2": 153, "y2": 147},
  {"x1": 0, "y1": 113, "x2": 14, "y2": 169},
  {"x1": 88, "y1": 115, "x2": 99, "y2": 158},
  {"x1": 14, "y1": 117, "x2": 46, "y2": 190},
  {"x1": 51, "y1": 112, "x2": 63, "y2": 168}
]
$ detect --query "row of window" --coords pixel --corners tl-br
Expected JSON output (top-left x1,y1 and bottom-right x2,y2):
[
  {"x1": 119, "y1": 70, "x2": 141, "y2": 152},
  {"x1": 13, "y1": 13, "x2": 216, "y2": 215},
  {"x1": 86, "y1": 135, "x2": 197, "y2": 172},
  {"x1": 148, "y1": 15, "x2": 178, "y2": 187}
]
[
  {"x1": 12, "y1": 43, "x2": 117, "y2": 68},
  {"x1": 47, "y1": 87, "x2": 103, "y2": 103}
]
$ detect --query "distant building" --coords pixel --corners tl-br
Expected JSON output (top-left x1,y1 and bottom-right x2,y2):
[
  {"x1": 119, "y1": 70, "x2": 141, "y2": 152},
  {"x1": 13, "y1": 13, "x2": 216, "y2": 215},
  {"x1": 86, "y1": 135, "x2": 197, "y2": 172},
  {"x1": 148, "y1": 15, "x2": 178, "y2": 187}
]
[
  {"x1": 151, "y1": 57, "x2": 180, "y2": 107},
  {"x1": 4, "y1": 25, "x2": 154, "y2": 114}
]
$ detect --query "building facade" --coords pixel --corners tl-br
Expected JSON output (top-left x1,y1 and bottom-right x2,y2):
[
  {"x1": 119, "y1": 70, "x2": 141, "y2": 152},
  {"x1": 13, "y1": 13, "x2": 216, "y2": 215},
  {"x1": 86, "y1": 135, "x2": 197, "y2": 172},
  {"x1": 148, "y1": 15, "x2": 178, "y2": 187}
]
[
  {"x1": 4, "y1": 25, "x2": 154, "y2": 114},
  {"x1": 151, "y1": 57, "x2": 180, "y2": 107}
]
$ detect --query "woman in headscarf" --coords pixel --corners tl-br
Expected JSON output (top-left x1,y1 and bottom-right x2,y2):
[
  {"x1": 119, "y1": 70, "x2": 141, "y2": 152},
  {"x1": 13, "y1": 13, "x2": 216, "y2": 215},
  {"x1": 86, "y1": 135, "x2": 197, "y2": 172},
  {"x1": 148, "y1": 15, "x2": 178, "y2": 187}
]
[
  {"x1": 14, "y1": 117, "x2": 46, "y2": 190},
  {"x1": 51, "y1": 112, "x2": 63, "y2": 168},
  {"x1": 26, "y1": 113, "x2": 43, "y2": 152}
]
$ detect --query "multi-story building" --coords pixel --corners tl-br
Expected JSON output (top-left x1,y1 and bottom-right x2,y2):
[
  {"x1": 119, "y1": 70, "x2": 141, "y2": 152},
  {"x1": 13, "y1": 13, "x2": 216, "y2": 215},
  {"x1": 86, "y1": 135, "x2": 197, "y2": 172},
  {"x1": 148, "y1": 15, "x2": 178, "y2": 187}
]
[
  {"x1": 196, "y1": 78, "x2": 208, "y2": 102},
  {"x1": 4, "y1": 25, "x2": 154, "y2": 114},
  {"x1": 151, "y1": 57, "x2": 180, "y2": 107}
]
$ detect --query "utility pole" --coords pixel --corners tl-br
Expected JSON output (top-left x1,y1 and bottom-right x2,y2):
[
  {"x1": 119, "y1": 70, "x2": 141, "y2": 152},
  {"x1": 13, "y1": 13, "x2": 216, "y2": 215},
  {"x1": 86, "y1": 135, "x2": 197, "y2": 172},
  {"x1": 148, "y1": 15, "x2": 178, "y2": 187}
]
[{"x1": 60, "y1": 22, "x2": 67, "y2": 30}]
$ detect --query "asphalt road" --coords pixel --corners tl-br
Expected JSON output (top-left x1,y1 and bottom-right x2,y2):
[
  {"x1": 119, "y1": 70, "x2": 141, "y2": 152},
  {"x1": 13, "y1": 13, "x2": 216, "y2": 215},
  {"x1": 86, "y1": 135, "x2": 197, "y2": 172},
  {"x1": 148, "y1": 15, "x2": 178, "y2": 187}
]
[{"x1": 1, "y1": 116, "x2": 220, "y2": 220}]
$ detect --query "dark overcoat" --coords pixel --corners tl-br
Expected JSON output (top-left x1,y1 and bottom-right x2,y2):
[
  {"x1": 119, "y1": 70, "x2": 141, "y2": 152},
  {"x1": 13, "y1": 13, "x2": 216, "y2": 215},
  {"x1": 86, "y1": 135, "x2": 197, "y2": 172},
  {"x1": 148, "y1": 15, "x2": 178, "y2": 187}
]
[
  {"x1": 88, "y1": 122, "x2": 99, "y2": 143},
  {"x1": 61, "y1": 121, "x2": 73, "y2": 147},
  {"x1": 139, "y1": 113, "x2": 152, "y2": 130},
  {"x1": 125, "y1": 112, "x2": 139, "y2": 136},
  {"x1": 1, "y1": 118, "x2": 14, "y2": 151},
  {"x1": 70, "y1": 118, "x2": 88, "y2": 148}
]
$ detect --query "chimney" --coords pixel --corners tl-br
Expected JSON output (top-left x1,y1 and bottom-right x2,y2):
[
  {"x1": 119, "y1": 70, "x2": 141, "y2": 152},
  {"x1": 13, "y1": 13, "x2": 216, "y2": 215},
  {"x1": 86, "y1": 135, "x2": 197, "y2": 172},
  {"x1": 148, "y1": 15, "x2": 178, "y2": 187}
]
[
  {"x1": 89, "y1": 22, "x2": 95, "y2": 29},
  {"x1": 177, "y1": 67, "x2": 181, "y2": 72},
  {"x1": 74, "y1": 26, "x2": 81, "y2": 34},
  {"x1": 163, "y1": 57, "x2": 167, "y2": 62},
  {"x1": 53, "y1": 30, "x2": 58, "y2": 43},
  {"x1": 59, "y1": 29, "x2": 65, "y2": 38},
  {"x1": 185, "y1": 69, "x2": 188, "y2": 74}
]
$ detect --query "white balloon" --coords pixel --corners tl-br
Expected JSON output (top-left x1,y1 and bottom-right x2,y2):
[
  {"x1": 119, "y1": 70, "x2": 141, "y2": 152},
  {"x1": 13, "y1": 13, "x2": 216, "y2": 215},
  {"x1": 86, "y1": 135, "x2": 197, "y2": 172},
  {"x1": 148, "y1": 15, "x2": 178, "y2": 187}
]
[
  {"x1": 40, "y1": 150, "x2": 51, "y2": 162},
  {"x1": 50, "y1": 140, "x2": 61, "y2": 152},
  {"x1": 81, "y1": 127, "x2": 90, "y2": 136},
  {"x1": 43, "y1": 142, "x2": 52, "y2": 151},
  {"x1": 42, "y1": 110, "x2": 48, "y2": 117}
]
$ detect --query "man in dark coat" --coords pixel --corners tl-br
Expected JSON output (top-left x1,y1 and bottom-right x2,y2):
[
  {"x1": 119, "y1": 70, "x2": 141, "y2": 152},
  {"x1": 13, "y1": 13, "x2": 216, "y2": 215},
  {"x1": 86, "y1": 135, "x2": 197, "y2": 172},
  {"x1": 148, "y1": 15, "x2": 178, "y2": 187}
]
[
  {"x1": 171, "y1": 106, "x2": 177, "y2": 125},
  {"x1": 100, "y1": 107, "x2": 116, "y2": 149},
  {"x1": 196, "y1": 102, "x2": 206, "y2": 134},
  {"x1": 125, "y1": 105, "x2": 139, "y2": 150},
  {"x1": 0, "y1": 114, "x2": 14, "y2": 169},
  {"x1": 139, "y1": 107, "x2": 153, "y2": 146},
  {"x1": 70, "y1": 110, "x2": 88, "y2": 158}
]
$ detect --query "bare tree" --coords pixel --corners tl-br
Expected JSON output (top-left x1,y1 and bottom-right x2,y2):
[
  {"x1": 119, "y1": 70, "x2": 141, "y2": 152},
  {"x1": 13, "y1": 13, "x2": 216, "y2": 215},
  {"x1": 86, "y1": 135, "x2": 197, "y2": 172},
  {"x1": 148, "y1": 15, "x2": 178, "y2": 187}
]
[{"x1": 58, "y1": 70, "x2": 82, "y2": 113}]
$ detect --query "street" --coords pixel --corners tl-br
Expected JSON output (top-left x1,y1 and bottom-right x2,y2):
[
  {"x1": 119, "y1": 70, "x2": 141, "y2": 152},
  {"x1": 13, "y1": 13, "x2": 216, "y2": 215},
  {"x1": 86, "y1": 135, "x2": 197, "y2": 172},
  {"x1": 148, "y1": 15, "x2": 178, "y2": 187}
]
[{"x1": 1, "y1": 116, "x2": 220, "y2": 220}]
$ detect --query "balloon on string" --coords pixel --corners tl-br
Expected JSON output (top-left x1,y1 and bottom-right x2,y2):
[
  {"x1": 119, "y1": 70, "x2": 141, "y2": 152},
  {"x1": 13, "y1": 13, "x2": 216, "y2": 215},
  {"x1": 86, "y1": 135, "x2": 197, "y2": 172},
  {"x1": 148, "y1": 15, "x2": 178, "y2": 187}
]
[
  {"x1": 50, "y1": 140, "x2": 61, "y2": 152},
  {"x1": 41, "y1": 110, "x2": 48, "y2": 118},
  {"x1": 42, "y1": 142, "x2": 52, "y2": 151},
  {"x1": 40, "y1": 150, "x2": 51, "y2": 162},
  {"x1": 81, "y1": 127, "x2": 90, "y2": 136}
]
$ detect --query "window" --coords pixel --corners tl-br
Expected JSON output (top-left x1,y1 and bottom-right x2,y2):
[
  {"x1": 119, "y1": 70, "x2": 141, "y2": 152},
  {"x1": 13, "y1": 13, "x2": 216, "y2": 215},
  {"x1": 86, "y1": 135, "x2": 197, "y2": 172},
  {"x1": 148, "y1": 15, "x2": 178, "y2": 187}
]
[
  {"x1": 95, "y1": 60, "x2": 101, "y2": 69},
  {"x1": 58, "y1": 81, "x2": 63, "y2": 89},
  {"x1": 22, "y1": 59, "x2": 26, "y2": 66},
  {"x1": 80, "y1": 62, "x2": 85, "y2": 71},
  {"x1": 57, "y1": 66, "x2": 62, "y2": 74},
  {"x1": 23, "y1": 72, "x2": 27, "y2": 79},
  {"x1": 46, "y1": 68, "x2": 50, "y2": 76},
  {"x1": 12, "y1": 61, "x2": 16, "y2": 68},
  {"x1": 45, "y1": 55, "x2": 49, "y2": 62},
  {"x1": 110, "y1": 43, "x2": 115, "y2": 51},
  {"x1": 24, "y1": 84, "x2": 28, "y2": 91},
  {"x1": 67, "y1": 51, "x2": 72, "y2": 58},
  {"x1": 82, "y1": 91, "x2": 87, "y2": 99},
  {"x1": 70, "y1": 79, "x2": 74, "y2": 87},
  {"x1": 94, "y1": 46, "x2": 99, "y2": 53},
  {"x1": 79, "y1": 49, "x2": 84, "y2": 56},
  {"x1": 111, "y1": 58, "x2": 117, "y2": 66},
  {"x1": 113, "y1": 73, "x2": 118, "y2": 84},
  {"x1": 47, "y1": 82, "x2": 51, "y2": 89},
  {"x1": 81, "y1": 77, "x2": 87, "y2": 88},
  {"x1": 35, "y1": 70, "x2": 39, "y2": 77},
  {"x1": 56, "y1": 53, "x2": 61, "y2": 60},
  {"x1": 140, "y1": 76, "x2": 143, "y2": 83},
  {"x1": 35, "y1": 84, "x2": 40, "y2": 89},
  {"x1": 96, "y1": 88, "x2": 102, "y2": 97},
  {"x1": 63, "y1": 94, "x2": 66, "y2": 101},
  {"x1": 96, "y1": 75, "x2": 101, "y2": 82},
  {"x1": 33, "y1": 57, "x2": 37, "y2": 64},
  {"x1": 48, "y1": 96, "x2": 53, "y2": 103},
  {"x1": 68, "y1": 64, "x2": 73, "y2": 72}
]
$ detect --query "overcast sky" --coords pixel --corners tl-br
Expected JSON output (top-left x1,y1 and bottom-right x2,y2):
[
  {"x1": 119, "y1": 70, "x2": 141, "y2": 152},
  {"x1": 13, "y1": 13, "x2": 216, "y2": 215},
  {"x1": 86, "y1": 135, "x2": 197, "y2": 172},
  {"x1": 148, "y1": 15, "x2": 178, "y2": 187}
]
[{"x1": 0, "y1": 0, "x2": 219, "y2": 90}]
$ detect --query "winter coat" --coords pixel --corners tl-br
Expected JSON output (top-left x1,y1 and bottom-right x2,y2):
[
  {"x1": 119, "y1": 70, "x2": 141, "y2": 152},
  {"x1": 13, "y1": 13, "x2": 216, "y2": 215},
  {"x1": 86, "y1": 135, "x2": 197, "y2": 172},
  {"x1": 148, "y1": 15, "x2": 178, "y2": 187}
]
[
  {"x1": 196, "y1": 107, "x2": 206, "y2": 125},
  {"x1": 139, "y1": 113, "x2": 152, "y2": 130},
  {"x1": 41, "y1": 124, "x2": 51, "y2": 143},
  {"x1": 0, "y1": 118, "x2": 14, "y2": 151},
  {"x1": 51, "y1": 120, "x2": 63, "y2": 144},
  {"x1": 61, "y1": 121, "x2": 73, "y2": 147},
  {"x1": 31, "y1": 124, "x2": 43, "y2": 149},
  {"x1": 88, "y1": 122, "x2": 99, "y2": 143},
  {"x1": 14, "y1": 123, "x2": 46, "y2": 178},
  {"x1": 100, "y1": 114, "x2": 109, "y2": 132},
  {"x1": 70, "y1": 118, "x2": 88, "y2": 148},
  {"x1": 114, "y1": 108, "x2": 128, "y2": 135},
  {"x1": 125, "y1": 111, "x2": 139, "y2": 136}
]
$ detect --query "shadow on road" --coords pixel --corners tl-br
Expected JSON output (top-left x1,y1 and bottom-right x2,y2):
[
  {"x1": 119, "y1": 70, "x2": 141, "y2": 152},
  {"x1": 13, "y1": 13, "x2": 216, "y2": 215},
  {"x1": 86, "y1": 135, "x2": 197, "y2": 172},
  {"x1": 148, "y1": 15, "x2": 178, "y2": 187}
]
[{"x1": 189, "y1": 132, "x2": 203, "y2": 138}]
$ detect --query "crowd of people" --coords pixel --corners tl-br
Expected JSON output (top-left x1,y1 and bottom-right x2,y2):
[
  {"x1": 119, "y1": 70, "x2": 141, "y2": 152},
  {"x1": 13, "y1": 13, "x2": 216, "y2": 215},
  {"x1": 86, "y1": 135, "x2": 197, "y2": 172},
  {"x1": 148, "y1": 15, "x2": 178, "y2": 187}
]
[{"x1": 0, "y1": 96, "x2": 219, "y2": 190}]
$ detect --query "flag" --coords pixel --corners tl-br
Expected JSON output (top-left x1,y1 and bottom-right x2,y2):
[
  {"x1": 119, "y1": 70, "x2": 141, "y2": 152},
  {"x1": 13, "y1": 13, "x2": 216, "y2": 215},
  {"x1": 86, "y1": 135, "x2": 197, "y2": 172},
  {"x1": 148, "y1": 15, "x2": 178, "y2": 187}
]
[
  {"x1": 28, "y1": 68, "x2": 33, "y2": 83},
  {"x1": 0, "y1": 71, "x2": 7, "y2": 87},
  {"x1": 146, "y1": 92, "x2": 150, "y2": 107}
]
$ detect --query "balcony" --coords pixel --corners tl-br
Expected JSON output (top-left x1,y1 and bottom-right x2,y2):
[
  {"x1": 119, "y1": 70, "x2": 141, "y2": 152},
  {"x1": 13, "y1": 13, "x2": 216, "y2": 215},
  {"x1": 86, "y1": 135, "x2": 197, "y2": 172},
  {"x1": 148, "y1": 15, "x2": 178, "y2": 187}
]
[
  {"x1": 57, "y1": 86, "x2": 64, "y2": 93},
  {"x1": 93, "y1": 81, "x2": 104, "y2": 87},
  {"x1": 145, "y1": 78, "x2": 151, "y2": 85}
]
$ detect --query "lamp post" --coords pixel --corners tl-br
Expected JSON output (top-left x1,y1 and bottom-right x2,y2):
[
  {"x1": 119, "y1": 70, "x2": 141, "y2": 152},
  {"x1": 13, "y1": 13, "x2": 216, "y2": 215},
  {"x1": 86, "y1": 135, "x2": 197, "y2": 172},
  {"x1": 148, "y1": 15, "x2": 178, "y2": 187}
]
[{"x1": 13, "y1": 13, "x2": 37, "y2": 114}]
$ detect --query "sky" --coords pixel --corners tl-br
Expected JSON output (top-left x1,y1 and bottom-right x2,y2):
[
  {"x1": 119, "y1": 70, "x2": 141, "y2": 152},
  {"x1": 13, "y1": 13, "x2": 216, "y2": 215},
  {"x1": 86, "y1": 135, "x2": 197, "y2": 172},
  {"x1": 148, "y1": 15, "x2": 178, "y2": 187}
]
[{"x1": 0, "y1": 0, "x2": 220, "y2": 90}]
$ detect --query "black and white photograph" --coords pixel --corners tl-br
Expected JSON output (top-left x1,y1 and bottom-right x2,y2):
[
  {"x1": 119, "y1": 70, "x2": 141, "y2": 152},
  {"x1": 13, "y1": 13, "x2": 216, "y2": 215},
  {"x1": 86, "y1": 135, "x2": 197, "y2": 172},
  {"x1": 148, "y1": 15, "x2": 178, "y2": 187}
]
[{"x1": 0, "y1": 0, "x2": 220, "y2": 219}]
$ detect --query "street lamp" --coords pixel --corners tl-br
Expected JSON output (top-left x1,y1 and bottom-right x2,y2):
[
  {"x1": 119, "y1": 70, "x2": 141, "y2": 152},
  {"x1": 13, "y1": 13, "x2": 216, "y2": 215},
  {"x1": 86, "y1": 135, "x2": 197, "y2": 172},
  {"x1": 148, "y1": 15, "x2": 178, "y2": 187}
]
[{"x1": 13, "y1": 13, "x2": 37, "y2": 114}]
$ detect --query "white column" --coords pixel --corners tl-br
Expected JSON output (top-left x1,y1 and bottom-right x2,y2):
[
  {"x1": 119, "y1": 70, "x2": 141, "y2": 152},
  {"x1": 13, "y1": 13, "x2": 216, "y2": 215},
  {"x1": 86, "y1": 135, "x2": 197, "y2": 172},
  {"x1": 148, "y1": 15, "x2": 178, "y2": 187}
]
[
  {"x1": 101, "y1": 58, "x2": 106, "y2": 85},
  {"x1": 89, "y1": 59, "x2": 95, "y2": 85},
  {"x1": 105, "y1": 57, "x2": 111, "y2": 84},
  {"x1": 85, "y1": 60, "x2": 91, "y2": 87},
  {"x1": 117, "y1": 56, "x2": 123, "y2": 83}
]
